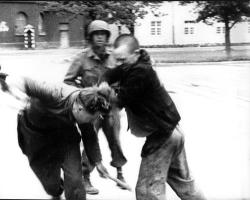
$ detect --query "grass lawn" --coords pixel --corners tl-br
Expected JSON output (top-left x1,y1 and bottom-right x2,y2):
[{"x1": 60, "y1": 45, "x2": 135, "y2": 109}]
[{"x1": 148, "y1": 48, "x2": 250, "y2": 63}]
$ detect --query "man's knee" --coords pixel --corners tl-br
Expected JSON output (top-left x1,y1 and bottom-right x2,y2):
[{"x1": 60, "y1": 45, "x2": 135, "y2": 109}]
[
  {"x1": 169, "y1": 126, "x2": 185, "y2": 148},
  {"x1": 136, "y1": 183, "x2": 147, "y2": 199}
]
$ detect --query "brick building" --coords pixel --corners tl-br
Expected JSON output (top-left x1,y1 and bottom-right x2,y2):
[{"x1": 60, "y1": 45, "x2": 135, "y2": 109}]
[{"x1": 0, "y1": 1, "x2": 86, "y2": 49}]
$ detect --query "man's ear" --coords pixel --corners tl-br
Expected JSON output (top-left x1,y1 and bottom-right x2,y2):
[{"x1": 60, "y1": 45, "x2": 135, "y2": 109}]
[
  {"x1": 77, "y1": 103, "x2": 84, "y2": 111},
  {"x1": 133, "y1": 49, "x2": 141, "y2": 60},
  {"x1": 73, "y1": 101, "x2": 83, "y2": 113},
  {"x1": 134, "y1": 49, "x2": 141, "y2": 55}
]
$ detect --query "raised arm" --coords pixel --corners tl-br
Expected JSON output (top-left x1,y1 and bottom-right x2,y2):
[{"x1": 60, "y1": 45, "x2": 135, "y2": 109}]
[{"x1": 5, "y1": 75, "x2": 63, "y2": 105}]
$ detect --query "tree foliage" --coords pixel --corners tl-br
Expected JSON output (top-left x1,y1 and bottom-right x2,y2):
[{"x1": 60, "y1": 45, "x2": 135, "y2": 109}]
[
  {"x1": 179, "y1": 1, "x2": 250, "y2": 55},
  {"x1": 180, "y1": 1, "x2": 250, "y2": 27},
  {"x1": 40, "y1": 1, "x2": 162, "y2": 34}
]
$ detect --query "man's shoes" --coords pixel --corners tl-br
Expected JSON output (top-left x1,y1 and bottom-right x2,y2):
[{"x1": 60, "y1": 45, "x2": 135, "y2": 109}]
[
  {"x1": 83, "y1": 176, "x2": 99, "y2": 195},
  {"x1": 117, "y1": 171, "x2": 127, "y2": 190}
]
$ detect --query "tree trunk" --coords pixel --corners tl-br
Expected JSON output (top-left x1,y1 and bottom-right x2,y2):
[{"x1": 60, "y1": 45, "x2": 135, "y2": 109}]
[{"x1": 224, "y1": 20, "x2": 231, "y2": 58}]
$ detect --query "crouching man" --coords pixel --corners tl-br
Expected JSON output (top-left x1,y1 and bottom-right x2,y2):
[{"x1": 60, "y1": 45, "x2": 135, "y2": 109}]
[
  {"x1": 3, "y1": 75, "x2": 112, "y2": 200},
  {"x1": 101, "y1": 34, "x2": 206, "y2": 200}
]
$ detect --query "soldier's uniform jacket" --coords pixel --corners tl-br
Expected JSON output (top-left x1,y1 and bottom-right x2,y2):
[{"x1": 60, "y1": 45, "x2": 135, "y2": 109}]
[
  {"x1": 64, "y1": 46, "x2": 127, "y2": 168},
  {"x1": 64, "y1": 47, "x2": 115, "y2": 88}
]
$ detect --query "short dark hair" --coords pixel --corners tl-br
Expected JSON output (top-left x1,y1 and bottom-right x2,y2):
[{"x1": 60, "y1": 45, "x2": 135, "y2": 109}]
[{"x1": 113, "y1": 34, "x2": 139, "y2": 53}]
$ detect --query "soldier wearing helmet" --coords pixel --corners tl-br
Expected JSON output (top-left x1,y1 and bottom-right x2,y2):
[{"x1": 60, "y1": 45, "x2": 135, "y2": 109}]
[{"x1": 64, "y1": 20, "x2": 127, "y2": 195}]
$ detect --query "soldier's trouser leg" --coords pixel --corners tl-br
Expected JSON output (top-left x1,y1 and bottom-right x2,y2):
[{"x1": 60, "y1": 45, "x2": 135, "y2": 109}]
[
  {"x1": 79, "y1": 123, "x2": 101, "y2": 194},
  {"x1": 62, "y1": 143, "x2": 86, "y2": 200},
  {"x1": 81, "y1": 150, "x2": 95, "y2": 176},
  {"x1": 102, "y1": 110, "x2": 127, "y2": 168},
  {"x1": 136, "y1": 126, "x2": 206, "y2": 200}
]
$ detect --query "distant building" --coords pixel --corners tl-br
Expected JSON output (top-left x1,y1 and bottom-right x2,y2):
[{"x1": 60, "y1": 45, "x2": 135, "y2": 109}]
[
  {"x1": 0, "y1": 1, "x2": 86, "y2": 49},
  {"x1": 134, "y1": 1, "x2": 250, "y2": 46},
  {"x1": 1, "y1": 1, "x2": 249, "y2": 49}
]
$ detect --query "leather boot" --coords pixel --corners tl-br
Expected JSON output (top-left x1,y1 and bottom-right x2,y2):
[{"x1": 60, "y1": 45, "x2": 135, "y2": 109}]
[{"x1": 83, "y1": 175, "x2": 99, "y2": 195}]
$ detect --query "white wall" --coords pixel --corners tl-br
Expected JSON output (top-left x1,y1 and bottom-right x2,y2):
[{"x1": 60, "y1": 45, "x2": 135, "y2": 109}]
[
  {"x1": 134, "y1": 1, "x2": 250, "y2": 46},
  {"x1": 108, "y1": 23, "x2": 130, "y2": 44},
  {"x1": 135, "y1": 2, "x2": 172, "y2": 46}
]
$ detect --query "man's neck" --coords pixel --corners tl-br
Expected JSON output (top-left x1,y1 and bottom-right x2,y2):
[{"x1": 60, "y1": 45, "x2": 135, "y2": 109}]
[{"x1": 92, "y1": 45, "x2": 107, "y2": 60}]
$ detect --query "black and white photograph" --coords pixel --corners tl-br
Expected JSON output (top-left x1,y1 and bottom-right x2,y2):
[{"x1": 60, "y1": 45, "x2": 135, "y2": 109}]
[{"x1": 0, "y1": 1, "x2": 250, "y2": 200}]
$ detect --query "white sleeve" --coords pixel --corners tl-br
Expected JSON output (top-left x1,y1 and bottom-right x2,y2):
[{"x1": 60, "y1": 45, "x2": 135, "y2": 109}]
[{"x1": 5, "y1": 75, "x2": 28, "y2": 101}]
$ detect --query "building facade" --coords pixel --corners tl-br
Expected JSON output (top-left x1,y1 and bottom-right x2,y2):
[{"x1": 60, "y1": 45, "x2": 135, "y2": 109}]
[
  {"x1": 0, "y1": 1, "x2": 86, "y2": 49},
  {"x1": 134, "y1": 1, "x2": 250, "y2": 46},
  {"x1": 1, "y1": 1, "x2": 249, "y2": 49}
]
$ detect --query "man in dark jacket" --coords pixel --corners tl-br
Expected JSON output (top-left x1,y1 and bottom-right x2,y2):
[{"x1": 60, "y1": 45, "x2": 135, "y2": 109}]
[
  {"x1": 3, "y1": 75, "x2": 112, "y2": 200},
  {"x1": 101, "y1": 34, "x2": 206, "y2": 200},
  {"x1": 64, "y1": 20, "x2": 127, "y2": 194}
]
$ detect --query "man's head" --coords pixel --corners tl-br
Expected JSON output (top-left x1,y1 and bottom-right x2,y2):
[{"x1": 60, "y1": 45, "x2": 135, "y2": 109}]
[
  {"x1": 113, "y1": 34, "x2": 140, "y2": 66},
  {"x1": 88, "y1": 20, "x2": 110, "y2": 47},
  {"x1": 72, "y1": 83, "x2": 112, "y2": 124}
]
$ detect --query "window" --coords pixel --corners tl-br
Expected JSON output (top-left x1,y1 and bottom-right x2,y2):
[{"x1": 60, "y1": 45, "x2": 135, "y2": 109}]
[
  {"x1": 184, "y1": 27, "x2": 194, "y2": 34},
  {"x1": 184, "y1": 20, "x2": 195, "y2": 35},
  {"x1": 190, "y1": 27, "x2": 194, "y2": 34},
  {"x1": 184, "y1": 27, "x2": 189, "y2": 34},
  {"x1": 216, "y1": 27, "x2": 221, "y2": 34},
  {"x1": 216, "y1": 27, "x2": 225, "y2": 34},
  {"x1": 38, "y1": 13, "x2": 46, "y2": 35},
  {"x1": 184, "y1": 20, "x2": 196, "y2": 24},
  {"x1": 151, "y1": 21, "x2": 161, "y2": 35},
  {"x1": 15, "y1": 12, "x2": 27, "y2": 35}
]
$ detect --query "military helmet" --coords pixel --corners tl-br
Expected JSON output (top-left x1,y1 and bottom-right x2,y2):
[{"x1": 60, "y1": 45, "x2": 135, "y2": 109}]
[{"x1": 88, "y1": 20, "x2": 111, "y2": 38}]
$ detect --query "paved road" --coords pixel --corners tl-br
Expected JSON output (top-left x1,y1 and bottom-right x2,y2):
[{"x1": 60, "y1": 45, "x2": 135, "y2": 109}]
[{"x1": 0, "y1": 52, "x2": 249, "y2": 199}]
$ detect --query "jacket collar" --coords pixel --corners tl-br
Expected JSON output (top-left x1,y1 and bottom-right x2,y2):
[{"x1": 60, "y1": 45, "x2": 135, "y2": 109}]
[
  {"x1": 121, "y1": 49, "x2": 152, "y2": 71},
  {"x1": 86, "y1": 47, "x2": 110, "y2": 60},
  {"x1": 137, "y1": 49, "x2": 151, "y2": 64}
]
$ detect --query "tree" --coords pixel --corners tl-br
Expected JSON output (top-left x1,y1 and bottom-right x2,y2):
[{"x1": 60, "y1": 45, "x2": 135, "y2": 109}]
[
  {"x1": 40, "y1": 1, "x2": 162, "y2": 35},
  {"x1": 180, "y1": 1, "x2": 250, "y2": 56}
]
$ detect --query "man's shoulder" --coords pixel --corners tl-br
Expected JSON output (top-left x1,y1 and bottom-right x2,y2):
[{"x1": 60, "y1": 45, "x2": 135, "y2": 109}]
[{"x1": 71, "y1": 48, "x2": 90, "y2": 62}]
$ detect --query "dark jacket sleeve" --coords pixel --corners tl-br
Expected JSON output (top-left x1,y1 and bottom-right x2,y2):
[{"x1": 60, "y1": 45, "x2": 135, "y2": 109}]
[
  {"x1": 100, "y1": 66, "x2": 122, "y2": 85},
  {"x1": 118, "y1": 66, "x2": 151, "y2": 106},
  {"x1": 64, "y1": 54, "x2": 83, "y2": 87},
  {"x1": 79, "y1": 123, "x2": 102, "y2": 165}
]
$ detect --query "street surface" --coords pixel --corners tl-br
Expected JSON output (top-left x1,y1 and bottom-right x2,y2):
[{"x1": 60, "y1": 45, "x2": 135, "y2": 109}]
[{"x1": 0, "y1": 51, "x2": 249, "y2": 200}]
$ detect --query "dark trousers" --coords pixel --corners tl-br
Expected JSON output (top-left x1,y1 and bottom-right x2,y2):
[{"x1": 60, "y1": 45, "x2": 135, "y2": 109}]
[
  {"x1": 136, "y1": 126, "x2": 206, "y2": 200},
  {"x1": 81, "y1": 109, "x2": 127, "y2": 176},
  {"x1": 30, "y1": 143, "x2": 86, "y2": 200}
]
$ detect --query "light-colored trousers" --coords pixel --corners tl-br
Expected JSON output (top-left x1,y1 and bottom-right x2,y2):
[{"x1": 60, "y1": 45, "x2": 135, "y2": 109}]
[{"x1": 136, "y1": 126, "x2": 206, "y2": 200}]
